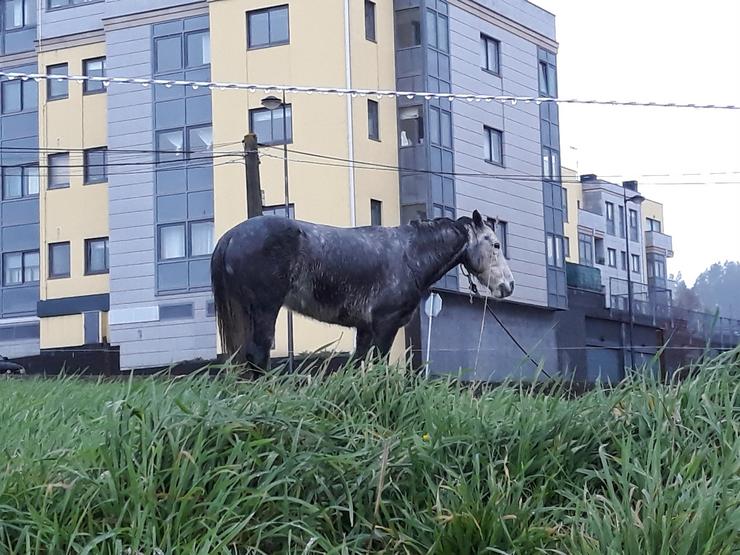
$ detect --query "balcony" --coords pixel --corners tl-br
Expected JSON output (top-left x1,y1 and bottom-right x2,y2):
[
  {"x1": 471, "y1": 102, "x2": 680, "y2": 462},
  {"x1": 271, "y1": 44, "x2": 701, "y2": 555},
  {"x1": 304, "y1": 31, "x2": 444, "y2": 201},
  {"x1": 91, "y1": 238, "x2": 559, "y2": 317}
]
[
  {"x1": 578, "y1": 208, "x2": 605, "y2": 233},
  {"x1": 645, "y1": 231, "x2": 674, "y2": 257}
]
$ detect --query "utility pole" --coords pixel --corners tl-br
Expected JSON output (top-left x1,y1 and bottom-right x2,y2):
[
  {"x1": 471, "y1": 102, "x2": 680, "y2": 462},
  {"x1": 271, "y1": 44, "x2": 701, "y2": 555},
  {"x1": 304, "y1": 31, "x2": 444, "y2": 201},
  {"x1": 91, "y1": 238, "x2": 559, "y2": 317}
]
[{"x1": 243, "y1": 133, "x2": 263, "y2": 218}]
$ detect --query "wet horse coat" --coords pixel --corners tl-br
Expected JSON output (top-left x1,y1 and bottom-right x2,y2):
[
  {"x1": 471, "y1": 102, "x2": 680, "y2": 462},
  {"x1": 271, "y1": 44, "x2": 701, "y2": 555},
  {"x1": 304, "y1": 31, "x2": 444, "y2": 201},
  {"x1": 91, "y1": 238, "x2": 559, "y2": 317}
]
[{"x1": 211, "y1": 210, "x2": 514, "y2": 370}]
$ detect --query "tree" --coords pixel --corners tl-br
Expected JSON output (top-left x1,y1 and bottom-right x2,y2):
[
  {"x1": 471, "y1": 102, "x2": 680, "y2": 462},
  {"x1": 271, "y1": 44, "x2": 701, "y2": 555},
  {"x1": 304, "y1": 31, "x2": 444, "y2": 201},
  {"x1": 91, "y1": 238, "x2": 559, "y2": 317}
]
[
  {"x1": 691, "y1": 261, "x2": 740, "y2": 319},
  {"x1": 672, "y1": 273, "x2": 703, "y2": 312}
]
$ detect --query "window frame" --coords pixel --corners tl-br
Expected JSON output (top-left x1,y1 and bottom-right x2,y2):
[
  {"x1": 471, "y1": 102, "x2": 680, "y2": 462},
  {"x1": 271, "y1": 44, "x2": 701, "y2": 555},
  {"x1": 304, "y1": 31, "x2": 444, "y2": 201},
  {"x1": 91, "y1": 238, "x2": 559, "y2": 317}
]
[
  {"x1": 48, "y1": 152, "x2": 70, "y2": 189},
  {"x1": 631, "y1": 254, "x2": 641, "y2": 274},
  {"x1": 367, "y1": 99, "x2": 380, "y2": 141},
  {"x1": 46, "y1": 63, "x2": 69, "y2": 100},
  {"x1": 5, "y1": 0, "x2": 33, "y2": 30},
  {"x1": 607, "y1": 247, "x2": 617, "y2": 268},
  {"x1": 84, "y1": 237, "x2": 109, "y2": 275},
  {"x1": 364, "y1": 0, "x2": 376, "y2": 42},
  {"x1": 48, "y1": 241, "x2": 71, "y2": 279},
  {"x1": 248, "y1": 105, "x2": 293, "y2": 146},
  {"x1": 83, "y1": 147, "x2": 108, "y2": 184},
  {"x1": 484, "y1": 126, "x2": 504, "y2": 166},
  {"x1": 47, "y1": 0, "x2": 104, "y2": 10},
  {"x1": 370, "y1": 198, "x2": 382, "y2": 226},
  {"x1": 82, "y1": 57, "x2": 106, "y2": 94},
  {"x1": 158, "y1": 223, "x2": 187, "y2": 261},
  {"x1": 605, "y1": 201, "x2": 615, "y2": 235},
  {"x1": 1, "y1": 78, "x2": 23, "y2": 114},
  {"x1": 496, "y1": 220, "x2": 509, "y2": 258},
  {"x1": 1, "y1": 165, "x2": 39, "y2": 200},
  {"x1": 481, "y1": 34, "x2": 501, "y2": 75},
  {"x1": 189, "y1": 220, "x2": 214, "y2": 258},
  {"x1": 247, "y1": 4, "x2": 290, "y2": 50},
  {"x1": 2, "y1": 250, "x2": 39, "y2": 286},
  {"x1": 263, "y1": 203, "x2": 295, "y2": 218}
]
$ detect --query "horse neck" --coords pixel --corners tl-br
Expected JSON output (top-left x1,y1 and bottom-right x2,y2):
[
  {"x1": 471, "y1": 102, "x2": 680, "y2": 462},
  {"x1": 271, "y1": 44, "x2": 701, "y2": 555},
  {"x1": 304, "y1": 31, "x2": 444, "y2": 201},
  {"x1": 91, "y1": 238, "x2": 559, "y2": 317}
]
[{"x1": 407, "y1": 219, "x2": 468, "y2": 290}]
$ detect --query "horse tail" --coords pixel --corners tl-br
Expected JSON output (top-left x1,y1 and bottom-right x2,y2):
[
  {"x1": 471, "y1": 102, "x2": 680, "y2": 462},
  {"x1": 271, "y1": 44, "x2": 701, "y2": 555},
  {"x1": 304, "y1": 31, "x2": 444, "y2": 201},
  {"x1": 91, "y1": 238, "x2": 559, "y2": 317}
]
[{"x1": 211, "y1": 232, "x2": 251, "y2": 360}]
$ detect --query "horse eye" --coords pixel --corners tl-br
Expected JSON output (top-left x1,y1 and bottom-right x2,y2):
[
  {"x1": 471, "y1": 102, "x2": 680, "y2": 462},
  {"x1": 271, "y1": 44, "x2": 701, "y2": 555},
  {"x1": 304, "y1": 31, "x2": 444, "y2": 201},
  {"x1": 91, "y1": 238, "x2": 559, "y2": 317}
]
[{"x1": 494, "y1": 243, "x2": 501, "y2": 250}]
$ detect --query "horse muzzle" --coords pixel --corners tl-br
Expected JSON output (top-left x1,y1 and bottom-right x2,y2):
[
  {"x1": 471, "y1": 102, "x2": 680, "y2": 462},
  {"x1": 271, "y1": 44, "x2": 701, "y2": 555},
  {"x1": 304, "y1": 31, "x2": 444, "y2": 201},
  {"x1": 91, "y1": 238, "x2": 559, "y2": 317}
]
[{"x1": 497, "y1": 281, "x2": 515, "y2": 298}]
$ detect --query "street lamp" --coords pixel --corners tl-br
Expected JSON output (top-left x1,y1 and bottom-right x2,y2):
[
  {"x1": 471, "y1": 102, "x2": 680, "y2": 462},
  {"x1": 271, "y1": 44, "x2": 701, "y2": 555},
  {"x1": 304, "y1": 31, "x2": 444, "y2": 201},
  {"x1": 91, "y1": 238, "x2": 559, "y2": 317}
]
[
  {"x1": 261, "y1": 92, "x2": 294, "y2": 373},
  {"x1": 622, "y1": 183, "x2": 645, "y2": 372}
]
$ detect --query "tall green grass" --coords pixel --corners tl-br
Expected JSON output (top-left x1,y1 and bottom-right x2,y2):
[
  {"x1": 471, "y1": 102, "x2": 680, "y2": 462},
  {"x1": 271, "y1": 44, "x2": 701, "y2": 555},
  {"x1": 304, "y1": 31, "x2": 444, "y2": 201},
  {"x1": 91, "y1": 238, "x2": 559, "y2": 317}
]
[{"x1": 0, "y1": 351, "x2": 738, "y2": 554}]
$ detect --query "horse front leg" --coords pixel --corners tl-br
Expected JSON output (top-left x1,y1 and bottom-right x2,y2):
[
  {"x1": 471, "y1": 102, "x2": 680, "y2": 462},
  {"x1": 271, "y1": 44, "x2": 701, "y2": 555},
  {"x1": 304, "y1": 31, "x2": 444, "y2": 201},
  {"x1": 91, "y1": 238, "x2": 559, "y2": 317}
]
[{"x1": 349, "y1": 326, "x2": 373, "y2": 367}]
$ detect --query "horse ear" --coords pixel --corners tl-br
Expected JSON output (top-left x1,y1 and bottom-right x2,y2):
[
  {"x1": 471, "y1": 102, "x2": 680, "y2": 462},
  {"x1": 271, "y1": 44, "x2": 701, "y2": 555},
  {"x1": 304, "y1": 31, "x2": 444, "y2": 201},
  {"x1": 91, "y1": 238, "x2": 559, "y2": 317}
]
[
  {"x1": 472, "y1": 210, "x2": 484, "y2": 228},
  {"x1": 486, "y1": 216, "x2": 498, "y2": 229}
]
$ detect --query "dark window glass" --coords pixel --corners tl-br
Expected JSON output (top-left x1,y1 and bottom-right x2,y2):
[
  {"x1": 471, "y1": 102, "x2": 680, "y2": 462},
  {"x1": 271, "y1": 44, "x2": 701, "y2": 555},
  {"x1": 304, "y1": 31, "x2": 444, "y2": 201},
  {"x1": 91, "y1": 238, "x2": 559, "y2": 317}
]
[
  {"x1": 49, "y1": 242, "x2": 70, "y2": 278},
  {"x1": 481, "y1": 34, "x2": 500, "y2": 74},
  {"x1": 247, "y1": 5, "x2": 289, "y2": 48},
  {"x1": 367, "y1": 99, "x2": 379, "y2": 140},
  {"x1": 395, "y1": 8, "x2": 421, "y2": 49},
  {"x1": 157, "y1": 129, "x2": 185, "y2": 162},
  {"x1": 399, "y1": 106, "x2": 423, "y2": 146},
  {"x1": 365, "y1": 1, "x2": 376, "y2": 41},
  {"x1": 85, "y1": 237, "x2": 109, "y2": 274},
  {"x1": 47, "y1": 64, "x2": 68, "y2": 99},
  {"x1": 249, "y1": 105, "x2": 293, "y2": 145},
  {"x1": 155, "y1": 36, "x2": 182, "y2": 73},
  {"x1": 84, "y1": 147, "x2": 107, "y2": 184},
  {"x1": 48, "y1": 153, "x2": 70, "y2": 189},
  {"x1": 370, "y1": 199, "x2": 382, "y2": 226},
  {"x1": 186, "y1": 31, "x2": 210, "y2": 68},
  {"x1": 484, "y1": 126, "x2": 503, "y2": 165},
  {"x1": 2, "y1": 167, "x2": 22, "y2": 199},
  {"x1": 1, "y1": 79, "x2": 22, "y2": 113},
  {"x1": 83, "y1": 57, "x2": 106, "y2": 93}
]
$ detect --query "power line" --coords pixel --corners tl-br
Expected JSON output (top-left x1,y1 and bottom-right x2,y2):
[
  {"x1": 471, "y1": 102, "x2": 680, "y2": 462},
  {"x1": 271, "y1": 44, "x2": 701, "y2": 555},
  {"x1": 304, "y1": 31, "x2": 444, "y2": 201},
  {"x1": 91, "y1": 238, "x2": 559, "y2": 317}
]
[
  {"x1": 260, "y1": 149, "x2": 740, "y2": 187},
  {"x1": 3, "y1": 70, "x2": 740, "y2": 111}
]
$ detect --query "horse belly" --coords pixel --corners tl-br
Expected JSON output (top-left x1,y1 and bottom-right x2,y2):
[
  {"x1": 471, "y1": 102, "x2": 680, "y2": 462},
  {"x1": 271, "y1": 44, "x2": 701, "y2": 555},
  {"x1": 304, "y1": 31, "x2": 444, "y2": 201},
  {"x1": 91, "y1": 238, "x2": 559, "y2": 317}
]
[{"x1": 283, "y1": 277, "x2": 368, "y2": 327}]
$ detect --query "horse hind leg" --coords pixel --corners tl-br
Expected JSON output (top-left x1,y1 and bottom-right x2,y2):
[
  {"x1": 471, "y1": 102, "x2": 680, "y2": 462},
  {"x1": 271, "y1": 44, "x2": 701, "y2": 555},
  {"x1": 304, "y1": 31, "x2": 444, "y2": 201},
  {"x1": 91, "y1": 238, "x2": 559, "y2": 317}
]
[{"x1": 244, "y1": 305, "x2": 281, "y2": 375}]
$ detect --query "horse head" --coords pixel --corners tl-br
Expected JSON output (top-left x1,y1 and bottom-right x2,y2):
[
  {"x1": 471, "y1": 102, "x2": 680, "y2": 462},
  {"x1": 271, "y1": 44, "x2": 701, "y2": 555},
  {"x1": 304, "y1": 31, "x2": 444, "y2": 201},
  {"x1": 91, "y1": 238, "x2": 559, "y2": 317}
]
[{"x1": 461, "y1": 210, "x2": 515, "y2": 299}]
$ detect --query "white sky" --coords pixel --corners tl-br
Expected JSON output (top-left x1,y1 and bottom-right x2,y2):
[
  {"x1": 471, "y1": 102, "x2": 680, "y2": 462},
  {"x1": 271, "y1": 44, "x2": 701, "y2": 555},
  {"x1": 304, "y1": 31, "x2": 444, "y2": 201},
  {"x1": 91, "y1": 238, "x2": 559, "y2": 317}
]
[{"x1": 531, "y1": 0, "x2": 740, "y2": 286}]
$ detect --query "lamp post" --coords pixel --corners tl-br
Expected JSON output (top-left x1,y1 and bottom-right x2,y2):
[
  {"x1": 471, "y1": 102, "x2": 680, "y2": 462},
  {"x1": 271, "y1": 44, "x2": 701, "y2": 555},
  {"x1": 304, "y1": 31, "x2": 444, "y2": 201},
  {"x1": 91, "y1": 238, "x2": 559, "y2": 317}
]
[
  {"x1": 621, "y1": 184, "x2": 645, "y2": 372},
  {"x1": 261, "y1": 92, "x2": 294, "y2": 373}
]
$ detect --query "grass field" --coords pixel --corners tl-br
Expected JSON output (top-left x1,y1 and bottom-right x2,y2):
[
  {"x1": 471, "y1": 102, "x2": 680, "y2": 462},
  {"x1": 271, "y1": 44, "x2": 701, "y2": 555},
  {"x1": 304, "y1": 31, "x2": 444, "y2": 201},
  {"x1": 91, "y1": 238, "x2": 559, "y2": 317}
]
[{"x1": 0, "y1": 352, "x2": 738, "y2": 554}]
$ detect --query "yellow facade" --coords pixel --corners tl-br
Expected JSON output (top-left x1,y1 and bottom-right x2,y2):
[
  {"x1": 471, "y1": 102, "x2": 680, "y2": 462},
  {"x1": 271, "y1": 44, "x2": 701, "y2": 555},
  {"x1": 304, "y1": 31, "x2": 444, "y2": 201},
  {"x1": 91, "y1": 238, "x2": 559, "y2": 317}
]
[
  {"x1": 38, "y1": 43, "x2": 109, "y2": 349},
  {"x1": 641, "y1": 199, "x2": 664, "y2": 228},
  {"x1": 210, "y1": 0, "x2": 405, "y2": 361}
]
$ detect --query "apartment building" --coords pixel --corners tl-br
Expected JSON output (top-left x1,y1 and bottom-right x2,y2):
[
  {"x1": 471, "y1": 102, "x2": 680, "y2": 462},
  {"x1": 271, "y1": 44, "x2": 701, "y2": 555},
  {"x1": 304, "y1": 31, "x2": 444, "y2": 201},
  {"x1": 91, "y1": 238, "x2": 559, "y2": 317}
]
[
  {"x1": 562, "y1": 167, "x2": 673, "y2": 313},
  {"x1": 0, "y1": 0, "x2": 564, "y2": 376}
]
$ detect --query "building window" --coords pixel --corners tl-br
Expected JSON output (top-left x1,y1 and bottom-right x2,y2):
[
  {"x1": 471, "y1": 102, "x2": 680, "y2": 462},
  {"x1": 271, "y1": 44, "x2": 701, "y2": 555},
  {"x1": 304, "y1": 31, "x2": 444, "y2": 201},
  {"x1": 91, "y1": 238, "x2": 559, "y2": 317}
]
[
  {"x1": 247, "y1": 5, "x2": 289, "y2": 49},
  {"x1": 546, "y1": 234, "x2": 564, "y2": 268},
  {"x1": 426, "y1": 9, "x2": 448, "y2": 52},
  {"x1": 190, "y1": 221, "x2": 214, "y2": 257},
  {"x1": 578, "y1": 233, "x2": 593, "y2": 266},
  {"x1": 154, "y1": 35, "x2": 182, "y2": 72},
  {"x1": 629, "y1": 208, "x2": 639, "y2": 241},
  {"x1": 2, "y1": 165, "x2": 38, "y2": 200},
  {"x1": 85, "y1": 237, "x2": 109, "y2": 275},
  {"x1": 594, "y1": 237, "x2": 605, "y2": 265},
  {"x1": 367, "y1": 99, "x2": 379, "y2": 141},
  {"x1": 158, "y1": 221, "x2": 214, "y2": 260},
  {"x1": 429, "y1": 106, "x2": 452, "y2": 148},
  {"x1": 399, "y1": 106, "x2": 423, "y2": 147},
  {"x1": 5, "y1": 0, "x2": 34, "y2": 29},
  {"x1": 605, "y1": 202, "x2": 615, "y2": 235},
  {"x1": 496, "y1": 220, "x2": 509, "y2": 258},
  {"x1": 83, "y1": 57, "x2": 106, "y2": 94},
  {"x1": 607, "y1": 248, "x2": 617, "y2": 268},
  {"x1": 484, "y1": 126, "x2": 503, "y2": 166},
  {"x1": 47, "y1": 64, "x2": 68, "y2": 100},
  {"x1": 159, "y1": 224, "x2": 186, "y2": 260},
  {"x1": 562, "y1": 188, "x2": 568, "y2": 222},
  {"x1": 186, "y1": 30, "x2": 210, "y2": 67},
  {"x1": 48, "y1": 153, "x2": 69, "y2": 189},
  {"x1": 564, "y1": 236, "x2": 570, "y2": 258},
  {"x1": 2, "y1": 250, "x2": 38, "y2": 286},
  {"x1": 48, "y1": 0, "x2": 98, "y2": 7},
  {"x1": 395, "y1": 8, "x2": 421, "y2": 49},
  {"x1": 481, "y1": 34, "x2": 500, "y2": 74},
  {"x1": 365, "y1": 1, "x2": 376, "y2": 42},
  {"x1": 542, "y1": 147, "x2": 559, "y2": 181},
  {"x1": 49, "y1": 242, "x2": 70, "y2": 279},
  {"x1": 1, "y1": 79, "x2": 22, "y2": 113},
  {"x1": 249, "y1": 106, "x2": 292, "y2": 146},
  {"x1": 647, "y1": 217, "x2": 662, "y2": 232},
  {"x1": 539, "y1": 60, "x2": 557, "y2": 97},
  {"x1": 263, "y1": 203, "x2": 295, "y2": 218},
  {"x1": 621, "y1": 251, "x2": 627, "y2": 271},
  {"x1": 156, "y1": 126, "x2": 212, "y2": 162},
  {"x1": 618, "y1": 205, "x2": 625, "y2": 238},
  {"x1": 631, "y1": 254, "x2": 641, "y2": 274},
  {"x1": 84, "y1": 147, "x2": 107, "y2": 184},
  {"x1": 370, "y1": 199, "x2": 382, "y2": 226},
  {"x1": 188, "y1": 125, "x2": 213, "y2": 158}
]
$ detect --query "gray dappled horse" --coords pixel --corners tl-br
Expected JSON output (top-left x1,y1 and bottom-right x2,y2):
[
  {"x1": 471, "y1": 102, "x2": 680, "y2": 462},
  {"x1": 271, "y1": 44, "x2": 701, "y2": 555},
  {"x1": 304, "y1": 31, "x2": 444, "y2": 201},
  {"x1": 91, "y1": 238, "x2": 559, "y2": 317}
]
[{"x1": 211, "y1": 210, "x2": 514, "y2": 371}]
